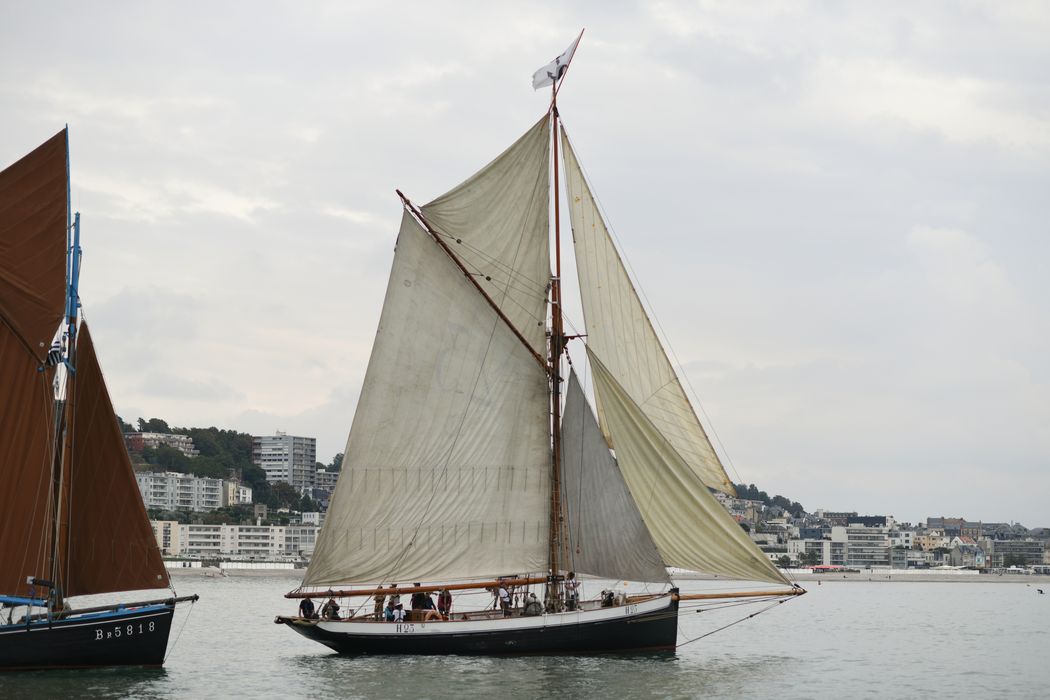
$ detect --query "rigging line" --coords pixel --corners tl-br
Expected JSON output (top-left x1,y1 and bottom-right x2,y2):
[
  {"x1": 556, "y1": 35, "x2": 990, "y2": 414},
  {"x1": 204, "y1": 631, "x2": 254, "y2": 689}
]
[
  {"x1": 164, "y1": 597, "x2": 196, "y2": 662},
  {"x1": 564, "y1": 132, "x2": 745, "y2": 489},
  {"x1": 400, "y1": 193, "x2": 548, "y2": 373},
  {"x1": 676, "y1": 596, "x2": 794, "y2": 649},
  {"x1": 0, "y1": 312, "x2": 51, "y2": 364},
  {"x1": 17, "y1": 366, "x2": 58, "y2": 594},
  {"x1": 427, "y1": 227, "x2": 550, "y2": 297}
]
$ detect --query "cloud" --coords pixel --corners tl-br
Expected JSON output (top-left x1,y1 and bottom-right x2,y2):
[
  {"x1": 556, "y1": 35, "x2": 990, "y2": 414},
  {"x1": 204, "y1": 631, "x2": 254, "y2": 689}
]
[{"x1": 3, "y1": 1, "x2": 1048, "y2": 525}]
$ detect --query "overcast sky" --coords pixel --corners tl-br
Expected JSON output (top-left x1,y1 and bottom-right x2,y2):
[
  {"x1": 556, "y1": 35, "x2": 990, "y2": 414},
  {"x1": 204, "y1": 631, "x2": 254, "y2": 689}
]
[{"x1": 3, "y1": 2, "x2": 1047, "y2": 526}]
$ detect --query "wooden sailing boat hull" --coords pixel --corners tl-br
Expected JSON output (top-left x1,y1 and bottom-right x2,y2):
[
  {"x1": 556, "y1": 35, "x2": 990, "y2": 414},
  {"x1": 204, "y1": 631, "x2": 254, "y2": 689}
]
[
  {"x1": 277, "y1": 593, "x2": 678, "y2": 656},
  {"x1": 0, "y1": 604, "x2": 174, "y2": 671}
]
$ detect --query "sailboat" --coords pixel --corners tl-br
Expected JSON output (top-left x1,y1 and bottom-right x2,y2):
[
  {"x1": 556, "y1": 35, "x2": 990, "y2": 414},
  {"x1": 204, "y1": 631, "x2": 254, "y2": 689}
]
[
  {"x1": 0, "y1": 130, "x2": 197, "y2": 671},
  {"x1": 277, "y1": 37, "x2": 804, "y2": 655}
]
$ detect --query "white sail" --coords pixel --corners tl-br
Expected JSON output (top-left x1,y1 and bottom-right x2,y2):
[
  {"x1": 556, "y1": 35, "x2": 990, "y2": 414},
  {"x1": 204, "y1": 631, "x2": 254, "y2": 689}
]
[
  {"x1": 561, "y1": 127, "x2": 736, "y2": 495},
  {"x1": 305, "y1": 213, "x2": 551, "y2": 585},
  {"x1": 421, "y1": 115, "x2": 551, "y2": 355},
  {"x1": 587, "y1": 350, "x2": 789, "y2": 586},
  {"x1": 562, "y1": 371, "x2": 669, "y2": 583}
]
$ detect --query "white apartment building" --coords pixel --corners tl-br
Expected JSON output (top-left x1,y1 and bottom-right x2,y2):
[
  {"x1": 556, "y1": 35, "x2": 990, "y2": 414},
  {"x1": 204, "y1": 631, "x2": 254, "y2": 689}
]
[
  {"x1": 137, "y1": 471, "x2": 224, "y2": 511},
  {"x1": 314, "y1": 469, "x2": 339, "y2": 491},
  {"x1": 252, "y1": 431, "x2": 317, "y2": 491},
  {"x1": 150, "y1": 521, "x2": 320, "y2": 558}
]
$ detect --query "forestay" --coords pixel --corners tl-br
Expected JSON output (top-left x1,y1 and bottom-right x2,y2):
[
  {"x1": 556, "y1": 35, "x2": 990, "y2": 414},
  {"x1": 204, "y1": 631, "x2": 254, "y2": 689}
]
[
  {"x1": 305, "y1": 214, "x2": 552, "y2": 586},
  {"x1": 561, "y1": 127, "x2": 736, "y2": 495},
  {"x1": 561, "y1": 371, "x2": 669, "y2": 583},
  {"x1": 588, "y1": 350, "x2": 789, "y2": 586}
]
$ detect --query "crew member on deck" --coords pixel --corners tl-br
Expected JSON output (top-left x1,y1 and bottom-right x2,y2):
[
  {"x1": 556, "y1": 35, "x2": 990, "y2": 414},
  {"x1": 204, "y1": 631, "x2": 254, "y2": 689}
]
[
  {"x1": 411, "y1": 583, "x2": 426, "y2": 610},
  {"x1": 437, "y1": 588, "x2": 453, "y2": 618},
  {"x1": 565, "y1": 572, "x2": 579, "y2": 611},
  {"x1": 322, "y1": 597, "x2": 341, "y2": 620},
  {"x1": 373, "y1": 585, "x2": 386, "y2": 621},
  {"x1": 498, "y1": 583, "x2": 511, "y2": 617},
  {"x1": 299, "y1": 596, "x2": 316, "y2": 619}
]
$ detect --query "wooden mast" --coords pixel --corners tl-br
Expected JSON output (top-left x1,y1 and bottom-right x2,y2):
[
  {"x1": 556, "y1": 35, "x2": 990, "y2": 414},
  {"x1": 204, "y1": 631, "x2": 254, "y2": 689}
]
[
  {"x1": 548, "y1": 82, "x2": 565, "y2": 600},
  {"x1": 546, "y1": 29, "x2": 583, "y2": 606}
]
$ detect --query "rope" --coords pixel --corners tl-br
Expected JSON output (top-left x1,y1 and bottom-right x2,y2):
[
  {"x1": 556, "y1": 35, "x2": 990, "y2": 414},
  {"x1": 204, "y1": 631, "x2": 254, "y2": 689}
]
[
  {"x1": 676, "y1": 595, "x2": 797, "y2": 649},
  {"x1": 164, "y1": 597, "x2": 196, "y2": 662}
]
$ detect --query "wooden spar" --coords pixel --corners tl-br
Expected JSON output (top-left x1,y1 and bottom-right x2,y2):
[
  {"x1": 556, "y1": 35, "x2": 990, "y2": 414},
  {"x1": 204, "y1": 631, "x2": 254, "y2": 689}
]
[
  {"x1": 548, "y1": 87, "x2": 566, "y2": 590},
  {"x1": 285, "y1": 576, "x2": 549, "y2": 600},
  {"x1": 672, "y1": 587, "x2": 807, "y2": 602},
  {"x1": 396, "y1": 190, "x2": 548, "y2": 374}
]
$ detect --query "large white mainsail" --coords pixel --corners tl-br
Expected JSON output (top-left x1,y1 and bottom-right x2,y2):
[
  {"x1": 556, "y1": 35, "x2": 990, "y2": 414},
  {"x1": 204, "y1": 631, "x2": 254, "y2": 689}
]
[
  {"x1": 587, "y1": 351, "x2": 789, "y2": 586},
  {"x1": 561, "y1": 126, "x2": 736, "y2": 496},
  {"x1": 305, "y1": 213, "x2": 551, "y2": 585},
  {"x1": 561, "y1": 371, "x2": 669, "y2": 583}
]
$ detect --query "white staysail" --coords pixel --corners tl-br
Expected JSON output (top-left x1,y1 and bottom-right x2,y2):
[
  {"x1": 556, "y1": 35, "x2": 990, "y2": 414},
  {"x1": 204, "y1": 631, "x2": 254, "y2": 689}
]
[
  {"x1": 587, "y1": 351, "x2": 789, "y2": 586},
  {"x1": 561, "y1": 371, "x2": 669, "y2": 583},
  {"x1": 421, "y1": 115, "x2": 551, "y2": 355},
  {"x1": 305, "y1": 213, "x2": 551, "y2": 585},
  {"x1": 561, "y1": 126, "x2": 736, "y2": 496}
]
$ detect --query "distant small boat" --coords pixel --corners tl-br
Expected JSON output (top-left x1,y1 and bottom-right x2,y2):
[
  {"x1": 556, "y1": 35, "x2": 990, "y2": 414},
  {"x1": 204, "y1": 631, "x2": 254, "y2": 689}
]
[{"x1": 0, "y1": 130, "x2": 197, "y2": 671}]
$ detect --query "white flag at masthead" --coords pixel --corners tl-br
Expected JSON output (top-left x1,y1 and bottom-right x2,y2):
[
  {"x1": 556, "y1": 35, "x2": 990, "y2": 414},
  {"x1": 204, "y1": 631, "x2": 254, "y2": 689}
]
[{"x1": 532, "y1": 34, "x2": 581, "y2": 90}]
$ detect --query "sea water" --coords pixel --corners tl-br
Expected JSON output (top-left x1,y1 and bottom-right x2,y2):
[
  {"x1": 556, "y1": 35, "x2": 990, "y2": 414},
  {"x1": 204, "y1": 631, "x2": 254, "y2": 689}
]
[{"x1": 1, "y1": 574, "x2": 1047, "y2": 699}]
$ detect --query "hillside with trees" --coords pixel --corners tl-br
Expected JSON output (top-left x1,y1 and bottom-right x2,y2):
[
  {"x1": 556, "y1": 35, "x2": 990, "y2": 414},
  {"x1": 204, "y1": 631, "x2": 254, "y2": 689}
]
[{"x1": 734, "y1": 483, "x2": 806, "y2": 518}]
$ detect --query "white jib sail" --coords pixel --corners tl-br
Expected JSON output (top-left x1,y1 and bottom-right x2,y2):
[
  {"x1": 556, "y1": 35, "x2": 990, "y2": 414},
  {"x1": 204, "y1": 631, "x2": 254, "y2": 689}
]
[
  {"x1": 588, "y1": 350, "x2": 789, "y2": 586},
  {"x1": 561, "y1": 126, "x2": 736, "y2": 496},
  {"x1": 421, "y1": 114, "x2": 551, "y2": 356},
  {"x1": 562, "y1": 371, "x2": 670, "y2": 583},
  {"x1": 305, "y1": 213, "x2": 552, "y2": 586}
]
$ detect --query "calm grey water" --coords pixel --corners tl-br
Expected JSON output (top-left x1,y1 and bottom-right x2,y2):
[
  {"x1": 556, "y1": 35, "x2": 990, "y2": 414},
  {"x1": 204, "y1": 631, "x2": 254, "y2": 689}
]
[{"x1": 2, "y1": 575, "x2": 1047, "y2": 699}]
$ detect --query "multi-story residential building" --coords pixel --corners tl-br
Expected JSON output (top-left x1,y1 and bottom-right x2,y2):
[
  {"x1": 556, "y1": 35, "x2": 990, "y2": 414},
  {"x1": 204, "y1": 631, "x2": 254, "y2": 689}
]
[
  {"x1": 124, "y1": 432, "x2": 200, "y2": 458},
  {"x1": 981, "y1": 538, "x2": 1046, "y2": 567},
  {"x1": 314, "y1": 469, "x2": 339, "y2": 491},
  {"x1": 890, "y1": 529, "x2": 915, "y2": 549},
  {"x1": 830, "y1": 522, "x2": 897, "y2": 568},
  {"x1": 148, "y1": 521, "x2": 319, "y2": 559},
  {"x1": 136, "y1": 471, "x2": 224, "y2": 511},
  {"x1": 222, "y1": 481, "x2": 253, "y2": 506},
  {"x1": 151, "y1": 520, "x2": 183, "y2": 556},
  {"x1": 182, "y1": 523, "x2": 223, "y2": 557},
  {"x1": 252, "y1": 431, "x2": 317, "y2": 491},
  {"x1": 812, "y1": 510, "x2": 857, "y2": 526},
  {"x1": 915, "y1": 529, "x2": 949, "y2": 552}
]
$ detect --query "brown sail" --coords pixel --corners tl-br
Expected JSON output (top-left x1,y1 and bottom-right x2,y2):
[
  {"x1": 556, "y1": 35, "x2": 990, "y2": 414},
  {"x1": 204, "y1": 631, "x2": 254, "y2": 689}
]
[
  {"x1": 65, "y1": 322, "x2": 170, "y2": 595},
  {"x1": 0, "y1": 330, "x2": 60, "y2": 596},
  {"x1": 0, "y1": 130, "x2": 68, "y2": 597},
  {"x1": 0, "y1": 129, "x2": 68, "y2": 362}
]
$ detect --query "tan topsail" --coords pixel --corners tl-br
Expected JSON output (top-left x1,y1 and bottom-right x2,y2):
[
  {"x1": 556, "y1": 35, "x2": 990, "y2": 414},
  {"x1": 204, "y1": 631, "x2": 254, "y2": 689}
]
[{"x1": 561, "y1": 127, "x2": 736, "y2": 496}]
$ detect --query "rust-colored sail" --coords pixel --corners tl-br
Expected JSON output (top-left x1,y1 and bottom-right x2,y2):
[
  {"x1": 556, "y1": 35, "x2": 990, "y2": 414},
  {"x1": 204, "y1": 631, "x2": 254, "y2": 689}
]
[
  {"x1": 0, "y1": 129, "x2": 68, "y2": 362},
  {"x1": 0, "y1": 131, "x2": 68, "y2": 597},
  {"x1": 65, "y1": 323, "x2": 170, "y2": 596},
  {"x1": 0, "y1": 329, "x2": 60, "y2": 596}
]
